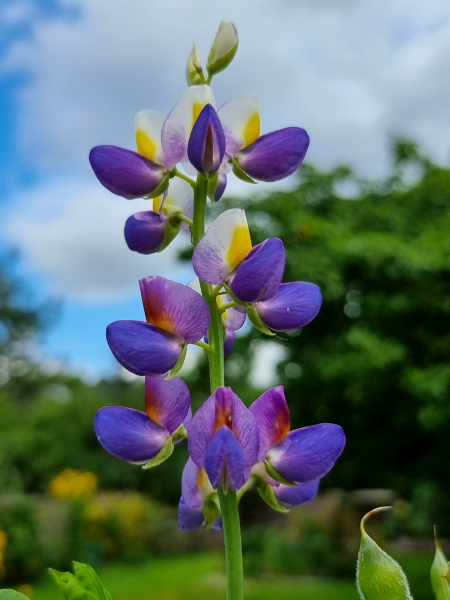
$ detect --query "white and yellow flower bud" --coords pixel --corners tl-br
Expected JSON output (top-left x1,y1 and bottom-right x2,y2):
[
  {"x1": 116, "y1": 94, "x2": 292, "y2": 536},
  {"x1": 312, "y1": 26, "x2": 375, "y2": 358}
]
[
  {"x1": 186, "y1": 44, "x2": 204, "y2": 86},
  {"x1": 207, "y1": 21, "x2": 239, "y2": 76}
]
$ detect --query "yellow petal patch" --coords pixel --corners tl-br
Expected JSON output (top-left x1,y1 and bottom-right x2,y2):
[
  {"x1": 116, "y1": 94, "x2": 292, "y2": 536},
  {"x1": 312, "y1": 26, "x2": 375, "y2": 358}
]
[
  {"x1": 242, "y1": 112, "x2": 260, "y2": 147},
  {"x1": 136, "y1": 129, "x2": 157, "y2": 162},
  {"x1": 191, "y1": 101, "x2": 205, "y2": 134},
  {"x1": 226, "y1": 224, "x2": 252, "y2": 271},
  {"x1": 152, "y1": 195, "x2": 164, "y2": 213}
]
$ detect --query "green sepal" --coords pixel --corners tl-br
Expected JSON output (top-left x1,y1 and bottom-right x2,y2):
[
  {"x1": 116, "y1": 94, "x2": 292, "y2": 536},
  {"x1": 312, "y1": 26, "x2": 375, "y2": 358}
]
[
  {"x1": 172, "y1": 423, "x2": 187, "y2": 443},
  {"x1": 72, "y1": 562, "x2": 112, "y2": 600},
  {"x1": 202, "y1": 495, "x2": 220, "y2": 528},
  {"x1": 165, "y1": 343, "x2": 187, "y2": 380},
  {"x1": 144, "y1": 172, "x2": 170, "y2": 200},
  {"x1": 0, "y1": 592, "x2": 30, "y2": 600},
  {"x1": 223, "y1": 284, "x2": 252, "y2": 310},
  {"x1": 264, "y1": 459, "x2": 296, "y2": 486},
  {"x1": 248, "y1": 305, "x2": 275, "y2": 336},
  {"x1": 142, "y1": 436, "x2": 174, "y2": 470},
  {"x1": 431, "y1": 526, "x2": 450, "y2": 600},
  {"x1": 231, "y1": 157, "x2": 257, "y2": 184},
  {"x1": 356, "y1": 507, "x2": 413, "y2": 600},
  {"x1": 158, "y1": 215, "x2": 182, "y2": 252},
  {"x1": 256, "y1": 480, "x2": 289, "y2": 513},
  {"x1": 49, "y1": 569, "x2": 98, "y2": 600}
]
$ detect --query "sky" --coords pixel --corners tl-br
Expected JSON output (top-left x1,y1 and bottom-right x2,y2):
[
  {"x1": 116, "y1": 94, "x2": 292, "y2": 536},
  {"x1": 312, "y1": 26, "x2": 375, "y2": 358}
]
[{"x1": 1, "y1": 0, "x2": 450, "y2": 380}]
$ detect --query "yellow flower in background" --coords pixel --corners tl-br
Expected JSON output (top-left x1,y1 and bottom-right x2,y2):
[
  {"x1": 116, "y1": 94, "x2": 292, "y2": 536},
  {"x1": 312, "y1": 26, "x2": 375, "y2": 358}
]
[
  {"x1": 17, "y1": 584, "x2": 34, "y2": 598},
  {"x1": 48, "y1": 468, "x2": 98, "y2": 500}
]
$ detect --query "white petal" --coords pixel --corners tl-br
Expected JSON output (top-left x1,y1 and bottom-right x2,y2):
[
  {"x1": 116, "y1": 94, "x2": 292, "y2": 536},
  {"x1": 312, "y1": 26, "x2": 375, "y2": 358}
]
[
  {"x1": 161, "y1": 86, "x2": 216, "y2": 170},
  {"x1": 135, "y1": 110, "x2": 166, "y2": 165},
  {"x1": 192, "y1": 209, "x2": 252, "y2": 285},
  {"x1": 159, "y1": 178, "x2": 194, "y2": 230},
  {"x1": 218, "y1": 94, "x2": 260, "y2": 156}
]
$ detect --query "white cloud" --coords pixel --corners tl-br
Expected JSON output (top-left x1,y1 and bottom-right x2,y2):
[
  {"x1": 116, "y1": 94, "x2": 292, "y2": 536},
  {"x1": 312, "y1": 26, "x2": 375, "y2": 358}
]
[
  {"x1": 5, "y1": 181, "x2": 192, "y2": 302},
  {"x1": 2, "y1": 0, "x2": 450, "y2": 303},
  {"x1": 2, "y1": 0, "x2": 449, "y2": 181}
]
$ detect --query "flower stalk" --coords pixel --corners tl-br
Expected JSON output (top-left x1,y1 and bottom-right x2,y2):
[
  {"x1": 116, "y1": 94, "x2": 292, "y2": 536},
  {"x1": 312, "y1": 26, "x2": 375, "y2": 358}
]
[{"x1": 193, "y1": 173, "x2": 243, "y2": 600}]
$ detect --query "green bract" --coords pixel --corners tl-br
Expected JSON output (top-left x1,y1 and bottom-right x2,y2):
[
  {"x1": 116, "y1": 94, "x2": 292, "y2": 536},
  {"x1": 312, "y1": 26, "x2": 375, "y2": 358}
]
[
  {"x1": 186, "y1": 44, "x2": 204, "y2": 86},
  {"x1": 356, "y1": 507, "x2": 413, "y2": 600},
  {"x1": 431, "y1": 526, "x2": 450, "y2": 600}
]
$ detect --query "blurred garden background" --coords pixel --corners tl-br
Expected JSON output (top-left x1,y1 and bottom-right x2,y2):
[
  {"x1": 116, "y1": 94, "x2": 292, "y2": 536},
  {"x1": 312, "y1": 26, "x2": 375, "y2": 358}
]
[{"x1": 1, "y1": 1, "x2": 450, "y2": 599}]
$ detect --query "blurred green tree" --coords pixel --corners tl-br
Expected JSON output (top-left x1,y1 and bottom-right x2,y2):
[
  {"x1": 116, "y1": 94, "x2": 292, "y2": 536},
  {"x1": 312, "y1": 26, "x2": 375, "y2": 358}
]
[{"x1": 206, "y1": 139, "x2": 450, "y2": 526}]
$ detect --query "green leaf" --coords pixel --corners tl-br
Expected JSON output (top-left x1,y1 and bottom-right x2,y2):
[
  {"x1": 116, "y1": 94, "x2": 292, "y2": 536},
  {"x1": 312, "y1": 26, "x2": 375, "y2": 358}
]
[
  {"x1": 142, "y1": 435, "x2": 174, "y2": 469},
  {"x1": 431, "y1": 526, "x2": 450, "y2": 600},
  {"x1": 356, "y1": 507, "x2": 413, "y2": 600},
  {"x1": 0, "y1": 592, "x2": 30, "y2": 600},
  {"x1": 165, "y1": 343, "x2": 187, "y2": 380},
  {"x1": 247, "y1": 305, "x2": 275, "y2": 336},
  {"x1": 231, "y1": 157, "x2": 257, "y2": 184},
  {"x1": 49, "y1": 569, "x2": 98, "y2": 600},
  {"x1": 72, "y1": 562, "x2": 112, "y2": 600}
]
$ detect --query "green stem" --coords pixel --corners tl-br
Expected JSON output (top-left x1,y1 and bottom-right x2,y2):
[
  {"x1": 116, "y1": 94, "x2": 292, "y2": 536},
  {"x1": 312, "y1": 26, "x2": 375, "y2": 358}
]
[
  {"x1": 192, "y1": 173, "x2": 243, "y2": 600},
  {"x1": 172, "y1": 167, "x2": 196, "y2": 187},
  {"x1": 219, "y1": 489, "x2": 244, "y2": 600}
]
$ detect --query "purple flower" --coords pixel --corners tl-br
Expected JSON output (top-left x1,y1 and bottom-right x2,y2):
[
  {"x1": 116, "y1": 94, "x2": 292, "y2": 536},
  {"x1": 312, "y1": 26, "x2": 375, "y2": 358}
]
[
  {"x1": 178, "y1": 458, "x2": 221, "y2": 530},
  {"x1": 218, "y1": 94, "x2": 309, "y2": 182},
  {"x1": 253, "y1": 281, "x2": 322, "y2": 332},
  {"x1": 188, "y1": 387, "x2": 259, "y2": 491},
  {"x1": 94, "y1": 376, "x2": 190, "y2": 465},
  {"x1": 106, "y1": 276, "x2": 210, "y2": 377},
  {"x1": 124, "y1": 179, "x2": 194, "y2": 255},
  {"x1": 187, "y1": 104, "x2": 226, "y2": 175},
  {"x1": 89, "y1": 145, "x2": 169, "y2": 200},
  {"x1": 249, "y1": 386, "x2": 345, "y2": 508},
  {"x1": 193, "y1": 209, "x2": 285, "y2": 303}
]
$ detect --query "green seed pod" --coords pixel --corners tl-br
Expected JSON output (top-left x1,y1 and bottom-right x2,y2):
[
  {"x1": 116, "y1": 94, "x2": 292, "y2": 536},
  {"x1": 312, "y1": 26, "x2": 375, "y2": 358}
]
[
  {"x1": 356, "y1": 506, "x2": 413, "y2": 600},
  {"x1": 207, "y1": 21, "x2": 239, "y2": 76},
  {"x1": 431, "y1": 526, "x2": 450, "y2": 600}
]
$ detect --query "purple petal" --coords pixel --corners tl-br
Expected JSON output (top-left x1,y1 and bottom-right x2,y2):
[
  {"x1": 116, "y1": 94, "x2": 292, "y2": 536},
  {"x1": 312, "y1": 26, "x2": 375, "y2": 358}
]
[
  {"x1": 94, "y1": 406, "x2": 169, "y2": 464},
  {"x1": 229, "y1": 238, "x2": 285, "y2": 302},
  {"x1": 221, "y1": 296, "x2": 246, "y2": 332},
  {"x1": 188, "y1": 387, "x2": 259, "y2": 469},
  {"x1": 224, "y1": 329, "x2": 235, "y2": 357},
  {"x1": 213, "y1": 174, "x2": 227, "y2": 202},
  {"x1": 204, "y1": 426, "x2": 246, "y2": 490},
  {"x1": 178, "y1": 498, "x2": 205, "y2": 530},
  {"x1": 106, "y1": 320, "x2": 183, "y2": 377},
  {"x1": 235, "y1": 127, "x2": 309, "y2": 182},
  {"x1": 274, "y1": 480, "x2": 320, "y2": 508},
  {"x1": 268, "y1": 424, "x2": 346, "y2": 483},
  {"x1": 256, "y1": 282, "x2": 322, "y2": 332},
  {"x1": 181, "y1": 458, "x2": 203, "y2": 509},
  {"x1": 145, "y1": 376, "x2": 190, "y2": 434},
  {"x1": 124, "y1": 211, "x2": 167, "y2": 254},
  {"x1": 139, "y1": 276, "x2": 210, "y2": 344},
  {"x1": 249, "y1": 387, "x2": 290, "y2": 461},
  {"x1": 187, "y1": 104, "x2": 225, "y2": 174},
  {"x1": 89, "y1": 145, "x2": 168, "y2": 199}
]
